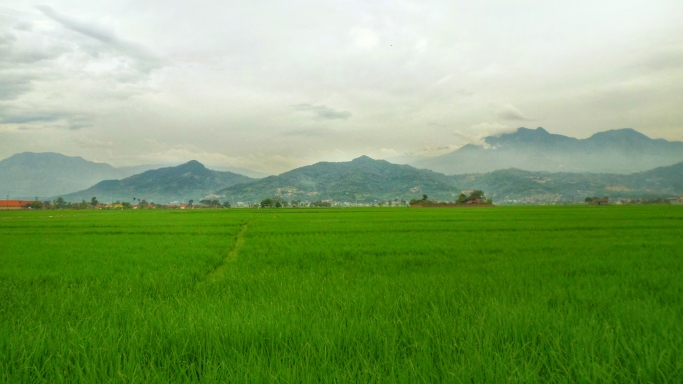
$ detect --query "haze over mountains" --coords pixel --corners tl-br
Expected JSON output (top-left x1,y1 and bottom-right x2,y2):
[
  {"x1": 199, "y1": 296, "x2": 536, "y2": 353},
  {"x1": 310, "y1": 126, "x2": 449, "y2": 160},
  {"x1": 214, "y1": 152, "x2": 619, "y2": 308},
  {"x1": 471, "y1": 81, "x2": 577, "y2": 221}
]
[
  {"x1": 217, "y1": 156, "x2": 460, "y2": 203},
  {"x1": 0, "y1": 153, "x2": 165, "y2": 198},
  {"x1": 57, "y1": 156, "x2": 683, "y2": 205},
  {"x1": 452, "y1": 162, "x2": 683, "y2": 204},
  {"x1": 2, "y1": 128, "x2": 682, "y2": 204},
  {"x1": 410, "y1": 128, "x2": 683, "y2": 175},
  {"x1": 0, "y1": 152, "x2": 268, "y2": 199},
  {"x1": 59, "y1": 161, "x2": 254, "y2": 203}
]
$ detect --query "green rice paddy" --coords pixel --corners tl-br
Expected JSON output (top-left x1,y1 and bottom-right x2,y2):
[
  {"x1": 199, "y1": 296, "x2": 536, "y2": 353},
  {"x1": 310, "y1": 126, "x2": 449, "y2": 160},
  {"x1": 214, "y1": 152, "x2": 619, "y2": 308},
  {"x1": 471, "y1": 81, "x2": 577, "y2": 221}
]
[{"x1": 1, "y1": 206, "x2": 682, "y2": 382}]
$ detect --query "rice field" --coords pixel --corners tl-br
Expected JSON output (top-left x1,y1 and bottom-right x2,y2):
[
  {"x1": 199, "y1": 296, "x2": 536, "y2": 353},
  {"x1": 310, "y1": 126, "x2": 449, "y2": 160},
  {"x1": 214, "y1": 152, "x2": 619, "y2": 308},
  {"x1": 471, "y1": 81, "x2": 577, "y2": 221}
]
[{"x1": 1, "y1": 206, "x2": 682, "y2": 382}]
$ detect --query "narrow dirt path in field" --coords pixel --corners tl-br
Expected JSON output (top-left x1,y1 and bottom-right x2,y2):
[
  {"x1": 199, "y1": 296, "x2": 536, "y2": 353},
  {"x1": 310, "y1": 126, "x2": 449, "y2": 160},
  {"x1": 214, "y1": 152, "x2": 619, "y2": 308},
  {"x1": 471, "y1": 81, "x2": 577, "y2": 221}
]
[{"x1": 203, "y1": 221, "x2": 249, "y2": 283}]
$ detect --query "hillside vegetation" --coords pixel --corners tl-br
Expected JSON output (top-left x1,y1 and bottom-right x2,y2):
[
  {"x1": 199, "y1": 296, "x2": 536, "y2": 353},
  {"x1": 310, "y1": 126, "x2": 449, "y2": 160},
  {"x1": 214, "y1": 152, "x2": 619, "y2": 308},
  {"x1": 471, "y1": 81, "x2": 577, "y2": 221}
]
[
  {"x1": 218, "y1": 155, "x2": 461, "y2": 203},
  {"x1": 453, "y1": 162, "x2": 683, "y2": 203},
  {"x1": 59, "y1": 161, "x2": 254, "y2": 203}
]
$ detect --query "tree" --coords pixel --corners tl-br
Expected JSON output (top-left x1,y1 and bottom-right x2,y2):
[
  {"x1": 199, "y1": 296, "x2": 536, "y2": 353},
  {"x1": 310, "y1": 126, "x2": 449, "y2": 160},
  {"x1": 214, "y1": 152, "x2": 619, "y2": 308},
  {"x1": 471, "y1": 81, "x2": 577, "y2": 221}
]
[
  {"x1": 91, "y1": 197, "x2": 99, "y2": 206},
  {"x1": 422, "y1": 194, "x2": 428, "y2": 201},
  {"x1": 275, "y1": 201, "x2": 282, "y2": 208},
  {"x1": 25, "y1": 201, "x2": 42, "y2": 209},
  {"x1": 261, "y1": 198, "x2": 273, "y2": 208},
  {"x1": 456, "y1": 193, "x2": 467, "y2": 204},
  {"x1": 584, "y1": 197, "x2": 593, "y2": 203},
  {"x1": 122, "y1": 202, "x2": 132, "y2": 209},
  {"x1": 223, "y1": 201, "x2": 231, "y2": 208},
  {"x1": 54, "y1": 197, "x2": 67, "y2": 209},
  {"x1": 139, "y1": 199, "x2": 149, "y2": 209},
  {"x1": 211, "y1": 199, "x2": 220, "y2": 208},
  {"x1": 188, "y1": 199, "x2": 194, "y2": 208}
]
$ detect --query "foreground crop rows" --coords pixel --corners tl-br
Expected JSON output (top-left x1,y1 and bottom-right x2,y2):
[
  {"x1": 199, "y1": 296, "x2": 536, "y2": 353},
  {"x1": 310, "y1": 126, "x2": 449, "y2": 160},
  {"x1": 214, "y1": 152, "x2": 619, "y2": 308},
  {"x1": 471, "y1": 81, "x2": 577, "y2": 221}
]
[{"x1": 1, "y1": 207, "x2": 682, "y2": 382}]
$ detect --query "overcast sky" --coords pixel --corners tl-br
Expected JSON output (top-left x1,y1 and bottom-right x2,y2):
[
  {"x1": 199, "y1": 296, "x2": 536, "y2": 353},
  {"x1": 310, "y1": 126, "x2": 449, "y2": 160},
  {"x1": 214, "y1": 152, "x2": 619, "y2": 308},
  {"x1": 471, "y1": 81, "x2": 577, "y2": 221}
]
[{"x1": 1, "y1": 1, "x2": 682, "y2": 173}]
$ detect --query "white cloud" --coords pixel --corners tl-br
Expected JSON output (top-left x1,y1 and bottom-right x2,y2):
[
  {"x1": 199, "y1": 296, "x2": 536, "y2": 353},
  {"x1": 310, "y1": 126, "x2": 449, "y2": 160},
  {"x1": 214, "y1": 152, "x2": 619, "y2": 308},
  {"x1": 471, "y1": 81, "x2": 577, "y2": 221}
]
[
  {"x1": 74, "y1": 136, "x2": 114, "y2": 149},
  {"x1": 292, "y1": 104, "x2": 352, "y2": 120},
  {"x1": 1, "y1": 0, "x2": 682, "y2": 172},
  {"x1": 456, "y1": 122, "x2": 517, "y2": 148},
  {"x1": 349, "y1": 27, "x2": 379, "y2": 49},
  {"x1": 496, "y1": 104, "x2": 533, "y2": 121}
]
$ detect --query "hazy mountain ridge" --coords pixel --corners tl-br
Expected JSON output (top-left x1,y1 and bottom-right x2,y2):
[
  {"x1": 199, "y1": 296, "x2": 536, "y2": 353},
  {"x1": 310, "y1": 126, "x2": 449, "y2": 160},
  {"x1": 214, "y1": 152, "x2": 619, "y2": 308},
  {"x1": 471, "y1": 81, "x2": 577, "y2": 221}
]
[
  {"x1": 217, "y1": 156, "x2": 462, "y2": 203},
  {"x1": 218, "y1": 156, "x2": 683, "y2": 204},
  {"x1": 452, "y1": 162, "x2": 683, "y2": 203},
  {"x1": 0, "y1": 152, "x2": 168, "y2": 198},
  {"x1": 411, "y1": 128, "x2": 683, "y2": 175},
  {"x1": 59, "y1": 161, "x2": 255, "y2": 203},
  {"x1": 43, "y1": 156, "x2": 683, "y2": 205}
]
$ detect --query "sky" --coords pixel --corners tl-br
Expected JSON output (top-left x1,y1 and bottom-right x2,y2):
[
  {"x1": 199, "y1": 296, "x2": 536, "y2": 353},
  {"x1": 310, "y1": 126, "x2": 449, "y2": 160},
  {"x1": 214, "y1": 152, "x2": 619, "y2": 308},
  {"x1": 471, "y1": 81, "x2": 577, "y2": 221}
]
[{"x1": 1, "y1": 0, "x2": 682, "y2": 174}]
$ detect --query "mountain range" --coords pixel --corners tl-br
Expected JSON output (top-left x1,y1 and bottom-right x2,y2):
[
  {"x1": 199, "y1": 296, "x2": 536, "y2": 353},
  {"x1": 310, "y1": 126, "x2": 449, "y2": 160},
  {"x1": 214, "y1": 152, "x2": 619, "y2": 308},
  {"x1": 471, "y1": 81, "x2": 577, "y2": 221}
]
[
  {"x1": 410, "y1": 128, "x2": 683, "y2": 175},
  {"x1": 451, "y1": 162, "x2": 683, "y2": 204},
  {"x1": 58, "y1": 161, "x2": 254, "y2": 203},
  {"x1": 0, "y1": 152, "x2": 268, "y2": 199},
  {"x1": 56, "y1": 155, "x2": 682, "y2": 205},
  {"x1": 2, "y1": 128, "x2": 682, "y2": 204},
  {"x1": 217, "y1": 155, "x2": 461, "y2": 203},
  {"x1": 0, "y1": 152, "x2": 166, "y2": 198}
]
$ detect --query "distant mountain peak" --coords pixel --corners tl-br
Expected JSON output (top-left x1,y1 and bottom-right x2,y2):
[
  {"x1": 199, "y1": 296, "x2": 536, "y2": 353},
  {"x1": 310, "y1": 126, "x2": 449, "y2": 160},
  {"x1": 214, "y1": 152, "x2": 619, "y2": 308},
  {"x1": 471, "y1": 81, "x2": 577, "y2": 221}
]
[
  {"x1": 511, "y1": 127, "x2": 549, "y2": 136},
  {"x1": 218, "y1": 156, "x2": 458, "y2": 203},
  {"x1": 59, "y1": 161, "x2": 254, "y2": 202},
  {"x1": 352, "y1": 155, "x2": 375, "y2": 162},
  {"x1": 588, "y1": 128, "x2": 651, "y2": 141},
  {"x1": 177, "y1": 160, "x2": 206, "y2": 170},
  {"x1": 412, "y1": 127, "x2": 683, "y2": 175}
]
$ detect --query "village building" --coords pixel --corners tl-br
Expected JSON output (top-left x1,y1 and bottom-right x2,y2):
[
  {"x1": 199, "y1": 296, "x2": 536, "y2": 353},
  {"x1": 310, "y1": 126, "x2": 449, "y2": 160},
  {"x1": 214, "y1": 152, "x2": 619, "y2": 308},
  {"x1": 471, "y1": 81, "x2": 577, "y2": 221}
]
[
  {"x1": 590, "y1": 197, "x2": 609, "y2": 206},
  {"x1": 0, "y1": 200, "x2": 37, "y2": 210},
  {"x1": 668, "y1": 196, "x2": 683, "y2": 205},
  {"x1": 465, "y1": 195, "x2": 486, "y2": 204}
]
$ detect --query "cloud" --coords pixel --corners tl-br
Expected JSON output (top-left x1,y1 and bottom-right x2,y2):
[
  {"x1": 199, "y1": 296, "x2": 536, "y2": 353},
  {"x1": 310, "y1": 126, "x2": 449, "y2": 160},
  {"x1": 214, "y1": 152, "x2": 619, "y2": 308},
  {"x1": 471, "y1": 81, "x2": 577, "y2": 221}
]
[
  {"x1": 378, "y1": 147, "x2": 399, "y2": 156},
  {"x1": 2, "y1": 1, "x2": 683, "y2": 169},
  {"x1": 0, "y1": 109, "x2": 62, "y2": 125},
  {"x1": 0, "y1": 104, "x2": 92, "y2": 130},
  {"x1": 496, "y1": 104, "x2": 533, "y2": 121},
  {"x1": 0, "y1": 27, "x2": 68, "y2": 65},
  {"x1": 74, "y1": 137, "x2": 114, "y2": 149},
  {"x1": 455, "y1": 122, "x2": 516, "y2": 148},
  {"x1": 0, "y1": 73, "x2": 33, "y2": 100},
  {"x1": 35, "y1": 5, "x2": 117, "y2": 44},
  {"x1": 349, "y1": 27, "x2": 379, "y2": 49},
  {"x1": 293, "y1": 104, "x2": 352, "y2": 120},
  {"x1": 282, "y1": 127, "x2": 335, "y2": 137},
  {"x1": 35, "y1": 5, "x2": 162, "y2": 75}
]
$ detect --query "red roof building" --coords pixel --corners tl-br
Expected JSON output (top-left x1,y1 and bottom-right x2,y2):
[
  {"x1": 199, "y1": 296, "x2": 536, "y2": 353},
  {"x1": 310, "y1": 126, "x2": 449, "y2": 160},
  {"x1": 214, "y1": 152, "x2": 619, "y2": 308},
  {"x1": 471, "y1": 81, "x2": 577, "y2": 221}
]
[{"x1": 0, "y1": 200, "x2": 37, "y2": 210}]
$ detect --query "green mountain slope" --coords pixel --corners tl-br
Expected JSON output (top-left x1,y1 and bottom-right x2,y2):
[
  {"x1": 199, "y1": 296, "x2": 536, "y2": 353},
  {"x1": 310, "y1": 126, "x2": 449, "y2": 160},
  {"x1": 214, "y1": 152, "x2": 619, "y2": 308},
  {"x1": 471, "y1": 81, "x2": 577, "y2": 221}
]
[
  {"x1": 59, "y1": 161, "x2": 254, "y2": 203},
  {"x1": 217, "y1": 156, "x2": 461, "y2": 203},
  {"x1": 451, "y1": 162, "x2": 683, "y2": 203}
]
